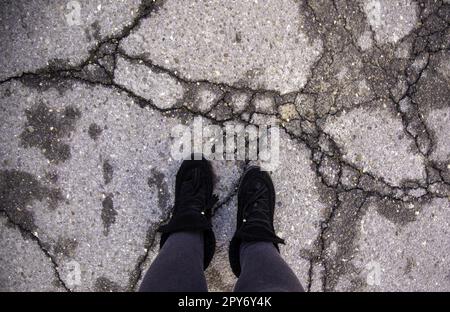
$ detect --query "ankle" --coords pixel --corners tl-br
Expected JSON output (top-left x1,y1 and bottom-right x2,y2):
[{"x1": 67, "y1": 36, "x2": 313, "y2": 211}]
[
  {"x1": 239, "y1": 240, "x2": 277, "y2": 257},
  {"x1": 165, "y1": 231, "x2": 204, "y2": 248}
]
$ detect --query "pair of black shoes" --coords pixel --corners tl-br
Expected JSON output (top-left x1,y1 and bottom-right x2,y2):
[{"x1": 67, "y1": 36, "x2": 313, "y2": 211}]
[{"x1": 158, "y1": 155, "x2": 284, "y2": 277}]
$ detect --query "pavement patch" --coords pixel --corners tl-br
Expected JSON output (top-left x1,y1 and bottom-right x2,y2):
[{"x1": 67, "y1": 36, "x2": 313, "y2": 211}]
[
  {"x1": 323, "y1": 105, "x2": 426, "y2": 187},
  {"x1": 121, "y1": 0, "x2": 323, "y2": 94}
]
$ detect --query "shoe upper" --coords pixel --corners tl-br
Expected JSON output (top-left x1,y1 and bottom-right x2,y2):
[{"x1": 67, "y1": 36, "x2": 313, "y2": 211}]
[
  {"x1": 172, "y1": 161, "x2": 216, "y2": 220},
  {"x1": 229, "y1": 166, "x2": 284, "y2": 277},
  {"x1": 160, "y1": 156, "x2": 217, "y2": 232},
  {"x1": 235, "y1": 166, "x2": 284, "y2": 244}
]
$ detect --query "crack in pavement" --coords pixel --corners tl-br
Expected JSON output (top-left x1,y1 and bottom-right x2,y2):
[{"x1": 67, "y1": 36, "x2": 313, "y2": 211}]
[
  {"x1": 127, "y1": 215, "x2": 170, "y2": 291},
  {"x1": 3, "y1": 67, "x2": 448, "y2": 290},
  {"x1": 0, "y1": 0, "x2": 449, "y2": 291},
  {"x1": 0, "y1": 211, "x2": 71, "y2": 292}
]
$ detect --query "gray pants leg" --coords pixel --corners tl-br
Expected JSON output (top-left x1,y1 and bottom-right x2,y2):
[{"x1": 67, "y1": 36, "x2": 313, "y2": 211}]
[
  {"x1": 234, "y1": 241, "x2": 304, "y2": 292},
  {"x1": 139, "y1": 231, "x2": 208, "y2": 292}
]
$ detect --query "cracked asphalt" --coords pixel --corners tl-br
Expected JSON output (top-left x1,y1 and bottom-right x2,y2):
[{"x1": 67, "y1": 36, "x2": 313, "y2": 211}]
[{"x1": 0, "y1": 0, "x2": 449, "y2": 292}]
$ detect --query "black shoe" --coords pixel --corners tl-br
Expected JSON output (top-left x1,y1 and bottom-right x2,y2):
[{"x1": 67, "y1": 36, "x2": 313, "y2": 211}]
[
  {"x1": 229, "y1": 166, "x2": 284, "y2": 277},
  {"x1": 158, "y1": 154, "x2": 218, "y2": 270}
]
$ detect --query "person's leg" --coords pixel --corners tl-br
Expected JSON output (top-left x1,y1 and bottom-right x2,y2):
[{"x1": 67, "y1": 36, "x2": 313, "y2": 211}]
[
  {"x1": 229, "y1": 166, "x2": 304, "y2": 292},
  {"x1": 139, "y1": 155, "x2": 217, "y2": 292},
  {"x1": 139, "y1": 231, "x2": 208, "y2": 292},
  {"x1": 234, "y1": 241, "x2": 304, "y2": 292}
]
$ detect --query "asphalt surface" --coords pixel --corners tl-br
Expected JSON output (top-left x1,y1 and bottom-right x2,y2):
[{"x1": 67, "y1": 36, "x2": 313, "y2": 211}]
[{"x1": 0, "y1": 0, "x2": 449, "y2": 291}]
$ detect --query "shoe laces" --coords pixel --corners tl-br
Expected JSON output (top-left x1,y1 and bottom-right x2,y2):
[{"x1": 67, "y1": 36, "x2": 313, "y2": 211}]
[
  {"x1": 175, "y1": 168, "x2": 217, "y2": 215},
  {"x1": 242, "y1": 186, "x2": 272, "y2": 230}
]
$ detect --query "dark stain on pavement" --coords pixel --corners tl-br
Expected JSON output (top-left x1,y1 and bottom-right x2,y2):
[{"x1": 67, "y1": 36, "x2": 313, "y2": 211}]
[
  {"x1": 3, "y1": 87, "x2": 11, "y2": 97},
  {"x1": 46, "y1": 59, "x2": 73, "y2": 72},
  {"x1": 20, "y1": 103, "x2": 81, "y2": 163},
  {"x1": 85, "y1": 20, "x2": 102, "y2": 42},
  {"x1": 206, "y1": 266, "x2": 234, "y2": 292},
  {"x1": 54, "y1": 237, "x2": 78, "y2": 258},
  {"x1": 147, "y1": 168, "x2": 170, "y2": 211},
  {"x1": 94, "y1": 276, "x2": 122, "y2": 292},
  {"x1": 45, "y1": 170, "x2": 59, "y2": 184},
  {"x1": 234, "y1": 31, "x2": 242, "y2": 43},
  {"x1": 102, "y1": 160, "x2": 114, "y2": 185},
  {"x1": 404, "y1": 257, "x2": 415, "y2": 275},
  {"x1": 88, "y1": 122, "x2": 103, "y2": 140},
  {"x1": 101, "y1": 194, "x2": 117, "y2": 235},
  {"x1": 376, "y1": 198, "x2": 421, "y2": 225},
  {"x1": 320, "y1": 190, "x2": 367, "y2": 291},
  {"x1": 0, "y1": 170, "x2": 62, "y2": 232}
]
